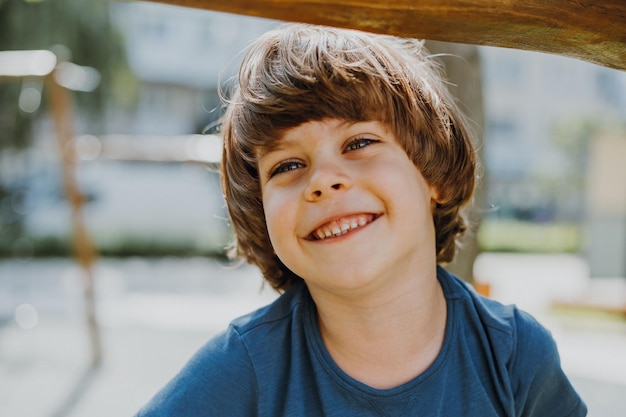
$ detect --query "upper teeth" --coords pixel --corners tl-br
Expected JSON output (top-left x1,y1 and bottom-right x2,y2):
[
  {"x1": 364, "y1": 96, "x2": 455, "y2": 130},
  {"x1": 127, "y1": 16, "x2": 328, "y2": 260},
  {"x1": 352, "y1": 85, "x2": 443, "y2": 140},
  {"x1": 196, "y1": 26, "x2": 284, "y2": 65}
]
[{"x1": 313, "y1": 214, "x2": 371, "y2": 240}]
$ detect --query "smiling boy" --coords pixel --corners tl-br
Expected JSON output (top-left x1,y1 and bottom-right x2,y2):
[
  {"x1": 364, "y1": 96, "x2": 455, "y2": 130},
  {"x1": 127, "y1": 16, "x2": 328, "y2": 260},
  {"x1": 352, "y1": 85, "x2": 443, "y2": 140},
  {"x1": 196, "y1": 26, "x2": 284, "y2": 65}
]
[{"x1": 137, "y1": 24, "x2": 586, "y2": 416}]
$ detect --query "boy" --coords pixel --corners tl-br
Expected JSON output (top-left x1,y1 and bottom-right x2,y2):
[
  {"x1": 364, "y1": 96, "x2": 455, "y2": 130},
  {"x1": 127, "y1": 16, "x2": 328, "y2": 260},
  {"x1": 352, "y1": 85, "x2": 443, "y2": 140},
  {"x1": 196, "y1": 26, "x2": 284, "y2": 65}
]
[{"x1": 137, "y1": 24, "x2": 586, "y2": 416}]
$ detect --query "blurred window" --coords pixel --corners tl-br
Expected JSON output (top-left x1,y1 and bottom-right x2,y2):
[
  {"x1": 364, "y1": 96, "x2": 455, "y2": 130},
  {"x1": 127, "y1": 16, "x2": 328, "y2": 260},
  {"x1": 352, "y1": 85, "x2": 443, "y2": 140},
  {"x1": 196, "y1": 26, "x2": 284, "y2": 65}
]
[
  {"x1": 595, "y1": 70, "x2": 623, "y2": 108},
  {"x1": 491, "y1": 56, "x2": 523, "y2": 87},
  {"x1": 488, "y1": 118, "x2": 518, "y2": 142}
]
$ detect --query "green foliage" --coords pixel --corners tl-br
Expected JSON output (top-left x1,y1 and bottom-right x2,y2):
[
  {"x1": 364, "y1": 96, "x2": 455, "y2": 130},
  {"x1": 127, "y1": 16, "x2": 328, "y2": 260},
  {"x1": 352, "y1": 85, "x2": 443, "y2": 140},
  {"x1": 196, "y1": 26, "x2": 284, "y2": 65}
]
[
  {"x1": 478, "y1": 219, "x2": 582, "y2": 253},
  {"x1": 0, "y1": 0, "x2": 134, "y2": 149},
  {"x1": 551, "y1": 118, "x2": 599, "y2": 155},
  {"x1": 0, "y1": 0, "x2": 136, "y2": 257}
]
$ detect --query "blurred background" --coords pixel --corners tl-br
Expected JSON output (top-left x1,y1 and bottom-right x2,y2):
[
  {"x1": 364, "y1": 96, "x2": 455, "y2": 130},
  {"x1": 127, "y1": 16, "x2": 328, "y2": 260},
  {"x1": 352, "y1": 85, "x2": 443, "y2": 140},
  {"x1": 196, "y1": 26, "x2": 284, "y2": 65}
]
[{"x1": 1, "y1": 1, "x2": 625, "y2": 416}]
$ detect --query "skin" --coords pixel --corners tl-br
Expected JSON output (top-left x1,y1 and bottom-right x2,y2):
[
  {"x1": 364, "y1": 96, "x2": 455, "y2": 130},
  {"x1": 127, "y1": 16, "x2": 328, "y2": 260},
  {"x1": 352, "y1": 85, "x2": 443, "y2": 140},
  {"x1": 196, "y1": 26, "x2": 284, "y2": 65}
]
[{"x1": 258, "y1": 118, "x2": 447, "y2": 389}]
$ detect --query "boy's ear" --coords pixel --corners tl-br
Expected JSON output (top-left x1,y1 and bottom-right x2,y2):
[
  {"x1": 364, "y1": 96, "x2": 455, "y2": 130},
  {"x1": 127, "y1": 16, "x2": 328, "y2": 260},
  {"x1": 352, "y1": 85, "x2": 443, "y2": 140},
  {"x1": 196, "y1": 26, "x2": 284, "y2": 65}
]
[
  {"x1": 430, "y1": 186, "x2": 442, "y2": 204},
  {"x1": 430, "y1": 187, "x2": 442, "y2": 212}
]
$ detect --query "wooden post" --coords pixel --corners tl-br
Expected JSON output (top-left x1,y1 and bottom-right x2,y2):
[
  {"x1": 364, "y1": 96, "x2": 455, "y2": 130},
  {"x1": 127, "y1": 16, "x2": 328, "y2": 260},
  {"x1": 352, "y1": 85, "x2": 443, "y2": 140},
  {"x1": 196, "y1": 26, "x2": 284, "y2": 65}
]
[{"x1": 46, "y1": 70, "x2": 102, "y2": 368}]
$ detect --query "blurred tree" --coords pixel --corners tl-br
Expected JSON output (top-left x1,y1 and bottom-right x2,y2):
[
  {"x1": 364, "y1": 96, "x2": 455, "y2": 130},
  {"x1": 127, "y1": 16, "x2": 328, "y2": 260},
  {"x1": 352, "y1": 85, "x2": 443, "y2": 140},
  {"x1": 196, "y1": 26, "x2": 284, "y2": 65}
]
[
  {"x1": 0, "y1": 0, "x2": 135, "y2": 150},
  {"x1": 555, "y1": 120, "x2": 599, "y2": 179},
  {"x1": 549, "y1": 119, "x2": 602, "y2": 223},
  {"x1": 0, "y1": 0, "x2": 136, "y2": 257},
  {"x1": 551, "y1": 119, "x2": 599, "y2": 176}
]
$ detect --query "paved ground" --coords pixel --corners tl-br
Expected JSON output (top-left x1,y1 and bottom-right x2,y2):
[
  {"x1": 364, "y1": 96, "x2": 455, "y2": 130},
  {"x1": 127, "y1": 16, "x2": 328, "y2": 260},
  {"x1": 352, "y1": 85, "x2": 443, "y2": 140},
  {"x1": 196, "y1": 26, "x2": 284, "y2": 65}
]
[{"x1": 1, "y1": 254, "x2": 625, "y2": 417}]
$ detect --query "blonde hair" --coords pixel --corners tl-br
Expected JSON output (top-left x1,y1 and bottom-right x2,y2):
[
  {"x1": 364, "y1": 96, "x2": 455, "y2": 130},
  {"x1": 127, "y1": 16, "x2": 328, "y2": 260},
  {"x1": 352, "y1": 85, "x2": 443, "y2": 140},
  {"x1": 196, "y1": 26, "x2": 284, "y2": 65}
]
[{"x1": 221, "y1": 24, "x2": 476, "y2": 291}]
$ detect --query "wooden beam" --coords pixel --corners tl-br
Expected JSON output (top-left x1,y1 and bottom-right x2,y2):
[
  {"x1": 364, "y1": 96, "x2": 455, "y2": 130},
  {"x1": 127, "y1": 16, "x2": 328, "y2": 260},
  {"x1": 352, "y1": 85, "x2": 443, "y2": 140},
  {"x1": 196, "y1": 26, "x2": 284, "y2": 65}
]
[{"x1": 147, "y1": 0, "x2": 626, "y2": 71}]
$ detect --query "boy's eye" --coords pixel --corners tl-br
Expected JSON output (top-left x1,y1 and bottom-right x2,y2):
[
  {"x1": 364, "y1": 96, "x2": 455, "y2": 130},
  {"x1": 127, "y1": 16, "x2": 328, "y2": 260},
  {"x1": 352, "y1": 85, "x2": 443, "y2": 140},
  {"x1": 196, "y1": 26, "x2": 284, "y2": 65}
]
[
  {"x1": 269, "y1": 160, "x2": 304, "y2": 178},
  {"x1": 345, "y1": 137, "x2": 378, "y2": 152}
]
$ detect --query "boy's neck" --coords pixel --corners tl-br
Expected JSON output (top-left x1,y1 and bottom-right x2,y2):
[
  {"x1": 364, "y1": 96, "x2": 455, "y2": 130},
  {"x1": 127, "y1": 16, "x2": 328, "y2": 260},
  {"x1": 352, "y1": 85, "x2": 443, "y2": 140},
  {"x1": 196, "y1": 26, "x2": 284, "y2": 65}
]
[{"x1": 309, "y1": 265, "x2": 447, "y2": 390}]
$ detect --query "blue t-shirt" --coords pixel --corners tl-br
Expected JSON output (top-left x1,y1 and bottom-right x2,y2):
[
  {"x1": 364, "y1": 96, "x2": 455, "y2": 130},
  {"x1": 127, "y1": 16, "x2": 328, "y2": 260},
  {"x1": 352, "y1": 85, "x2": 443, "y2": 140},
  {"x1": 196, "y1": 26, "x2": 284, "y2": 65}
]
[{"x1": 137, "y1": 267, "x2": 586, "y2": 416}]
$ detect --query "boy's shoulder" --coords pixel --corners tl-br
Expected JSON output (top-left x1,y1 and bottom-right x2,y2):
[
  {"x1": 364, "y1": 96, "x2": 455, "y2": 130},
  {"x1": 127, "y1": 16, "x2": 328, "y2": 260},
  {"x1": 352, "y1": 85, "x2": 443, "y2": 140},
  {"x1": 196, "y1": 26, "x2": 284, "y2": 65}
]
[
  {"x1": 135, "y1": 281, "x2": 310, "y2": 417},
  {"x1": 439, "y1": 267, "x2": 586, "y2": 416},
  {"x1": 438, "y1": 266, "x2": 558, "y2": 365},
  {"x1": 230, "y1": 278, "x2": 309, "y2": 336},
  {"x1": 439, "y1": 266, "x2": 540, "y2": 334}
]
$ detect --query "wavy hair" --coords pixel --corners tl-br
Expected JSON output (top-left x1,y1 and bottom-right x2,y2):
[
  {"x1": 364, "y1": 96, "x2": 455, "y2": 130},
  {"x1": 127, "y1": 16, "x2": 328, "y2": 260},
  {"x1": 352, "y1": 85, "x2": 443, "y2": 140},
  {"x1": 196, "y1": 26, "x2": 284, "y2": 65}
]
[{"x1": 221, "y1": 24, "x2": 476, "y2": 291}]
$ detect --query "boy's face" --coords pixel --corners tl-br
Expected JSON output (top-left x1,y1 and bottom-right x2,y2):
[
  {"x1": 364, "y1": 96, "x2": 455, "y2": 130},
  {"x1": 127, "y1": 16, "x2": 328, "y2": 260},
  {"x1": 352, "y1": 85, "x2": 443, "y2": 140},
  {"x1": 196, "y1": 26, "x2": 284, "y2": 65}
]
[{"x1": 257, "y1": 118, "x2": 439, "y2": 298}]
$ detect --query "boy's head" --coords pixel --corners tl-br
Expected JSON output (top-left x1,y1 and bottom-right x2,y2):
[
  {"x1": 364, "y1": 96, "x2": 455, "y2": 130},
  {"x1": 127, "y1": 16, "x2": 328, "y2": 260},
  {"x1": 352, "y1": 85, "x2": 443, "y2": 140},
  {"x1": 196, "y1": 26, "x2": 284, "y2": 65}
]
[{"x1": 221, "y1": 24, "x2": 476, "y2": 291}]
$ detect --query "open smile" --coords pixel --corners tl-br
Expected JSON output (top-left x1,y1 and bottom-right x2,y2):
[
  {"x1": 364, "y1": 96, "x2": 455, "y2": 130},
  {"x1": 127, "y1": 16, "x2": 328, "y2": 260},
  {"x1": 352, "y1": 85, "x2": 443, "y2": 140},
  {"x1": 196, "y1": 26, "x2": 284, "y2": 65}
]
[{"x1": 307, "y1": 214, "x2": 379, "y2": 241}]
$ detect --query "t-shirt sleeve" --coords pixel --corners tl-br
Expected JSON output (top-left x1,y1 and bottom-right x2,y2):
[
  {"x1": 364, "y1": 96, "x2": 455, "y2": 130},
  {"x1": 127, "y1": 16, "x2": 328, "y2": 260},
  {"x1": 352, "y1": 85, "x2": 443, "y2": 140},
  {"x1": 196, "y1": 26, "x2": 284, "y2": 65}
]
[
  {"x1": 135, "y1": 325, "x2": 257, "y2": 417},
  {"x1": 510, "y1": 309, "x2": 587, "y2": 417}
]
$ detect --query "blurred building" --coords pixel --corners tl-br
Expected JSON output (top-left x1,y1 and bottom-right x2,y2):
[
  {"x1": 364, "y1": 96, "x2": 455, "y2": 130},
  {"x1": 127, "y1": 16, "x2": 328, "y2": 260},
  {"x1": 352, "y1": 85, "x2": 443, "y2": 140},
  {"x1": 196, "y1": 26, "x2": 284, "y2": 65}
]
[
  {"x1": 480, "y1": 47, "x2": 626, "y2": 223},
  {"x1": 479, "y1": 46, "x2": 626, "y2": 276},
  {"x1": 586, "y1": 134, "x2": 626, "y2": 278}
]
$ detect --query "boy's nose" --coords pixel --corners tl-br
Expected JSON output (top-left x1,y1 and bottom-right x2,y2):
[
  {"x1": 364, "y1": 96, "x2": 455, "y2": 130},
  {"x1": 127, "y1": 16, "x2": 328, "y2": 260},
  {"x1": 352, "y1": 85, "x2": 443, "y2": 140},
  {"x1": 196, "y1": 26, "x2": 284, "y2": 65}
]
[{"x1": 304, "y1": 161, "x2": 351, "y2": 201}]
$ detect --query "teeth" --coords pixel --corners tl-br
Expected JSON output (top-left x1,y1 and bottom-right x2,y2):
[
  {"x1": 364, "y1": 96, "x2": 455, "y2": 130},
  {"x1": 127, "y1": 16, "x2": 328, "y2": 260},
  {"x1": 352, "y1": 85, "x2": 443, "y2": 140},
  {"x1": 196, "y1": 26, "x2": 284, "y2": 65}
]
[{"x1": 312, "y1": 214, "x2": 373, "y2": 240}]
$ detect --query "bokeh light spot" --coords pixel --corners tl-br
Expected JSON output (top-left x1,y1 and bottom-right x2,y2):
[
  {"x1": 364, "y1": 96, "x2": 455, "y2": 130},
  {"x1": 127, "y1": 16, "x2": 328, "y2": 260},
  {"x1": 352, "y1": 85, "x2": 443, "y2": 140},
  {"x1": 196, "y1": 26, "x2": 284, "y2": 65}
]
[
  {"x1": 185, "y1": 134, "x2": 222, "y2": 163},
  {"x1": 0, "y1": 50, "x2": 56, "y2": 76},
  {"x1": 76, "y1": 135, "x2": 102, "y2": 161},
  {"x1": 14, "y1": 304, "x2": 39, "y2": 330},
  {"x1": 54, "y1": 62, "x2": 101, "y2": 92},
  {"x1": 18, "y1": 87, "x2": 42, "y2": 113}
]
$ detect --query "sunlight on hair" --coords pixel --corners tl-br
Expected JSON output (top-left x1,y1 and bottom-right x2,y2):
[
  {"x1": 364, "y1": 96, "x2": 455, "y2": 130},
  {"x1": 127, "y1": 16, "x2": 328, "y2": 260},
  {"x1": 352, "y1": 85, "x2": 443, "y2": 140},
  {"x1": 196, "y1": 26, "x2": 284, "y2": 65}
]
[{"x1": 14, "y1": 303, "x2": 39, "y2": 330}]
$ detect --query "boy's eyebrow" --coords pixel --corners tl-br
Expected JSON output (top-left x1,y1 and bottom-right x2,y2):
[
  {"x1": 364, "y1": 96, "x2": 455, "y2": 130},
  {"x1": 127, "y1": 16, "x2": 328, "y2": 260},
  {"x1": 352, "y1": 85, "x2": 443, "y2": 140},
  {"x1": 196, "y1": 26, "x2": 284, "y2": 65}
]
[
  {"x1": 255, "y1": 135, "x2": 296, "y2": 160},
  {"x1": 256, "y1": 141, "x2": 285, "y2": 160},
  {"x1": 256, "y1": 119, "x2": 364, "y2": 159}
]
